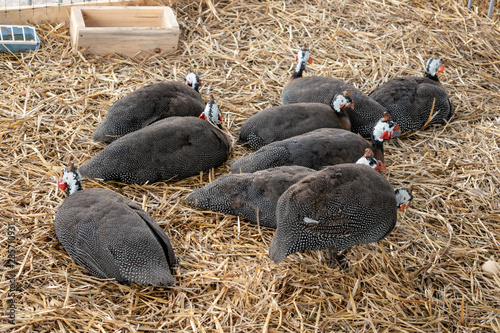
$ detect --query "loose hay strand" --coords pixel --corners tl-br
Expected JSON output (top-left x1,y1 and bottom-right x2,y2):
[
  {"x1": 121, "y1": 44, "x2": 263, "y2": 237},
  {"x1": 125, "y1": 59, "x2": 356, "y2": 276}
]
[{"x1": 1, "y1": 0, "x2": 499, "y2": 332}]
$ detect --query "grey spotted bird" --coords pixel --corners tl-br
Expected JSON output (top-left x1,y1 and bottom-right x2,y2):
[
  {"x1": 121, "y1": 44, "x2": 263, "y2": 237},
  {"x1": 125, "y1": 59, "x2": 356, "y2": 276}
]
[
  {"x1": 186, "y1": 149, "x2": 386, "y2": 229},
  {"x1": 268, "y1": 163, "x2": 413, "y2": 266},
  {"x1": 186, "y1": 165, "x2": 316, "y2": 228},
  {"x1": 55, "y1": 163, "x2": 177, "y2": 286},
  {"x1": 281, "y1": 46, "x2": 387, "y2": 138},
  {"x1": 368, "y1": 55, "x2": 453, "y2": 134},
  {"x1": 80, "y1": 99, "x2": 230, "y2": 184},
  {"x1": 239, "y1": 90, "x2": 353, "y2": 150},
  {"x1": 92, "y1": 71, "x2": 205, "y2": 143},
  {"x1": 231, "y1": 114, "x2": 399, "y2": 174}
]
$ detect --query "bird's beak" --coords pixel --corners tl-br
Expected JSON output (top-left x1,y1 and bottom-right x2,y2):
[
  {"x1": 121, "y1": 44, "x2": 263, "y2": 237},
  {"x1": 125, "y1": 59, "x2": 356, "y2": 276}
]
[
  {"x1": 437, "y1": 64, "x2": 445, "y2": 73},
  {"x1": 307, "y1": 57, "x2": 313, "y2": 64}
]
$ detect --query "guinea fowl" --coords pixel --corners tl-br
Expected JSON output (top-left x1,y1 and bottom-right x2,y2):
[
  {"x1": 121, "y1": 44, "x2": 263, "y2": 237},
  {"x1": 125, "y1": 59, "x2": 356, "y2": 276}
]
[
  {"x1": 55, "y1": 163, "x2": 177, "y2": 286},
  {"x1": 239, "y1": 90, "x2": 353, "y2": 150},
  {"x1": 186, "y1": 149, "x2": 386, "y2": 229},
  {"x1": 186, "y1": 165, "x2": 316, "y2": 228},
  {"x1": 80, "y1": 97, "x2": 230, "y2": 184},
  {"x1": 231, "y1": 113, "x2": 399, "y2": 174},
  {"x1": 281, "y1": 47, "x2": 387, "y2": 138},
  {"x1": 268, "y1": 163, "x2": 413, "y2": 267},
  {"x1": 92, "y1": 71, "x2": 205, "y2": 143},
  {"x1": 355, "y1": 148, "x2": 387, "y2": 172},
  {"x1": 368, "y1": 55, "x2": 453, "y2": 134}
]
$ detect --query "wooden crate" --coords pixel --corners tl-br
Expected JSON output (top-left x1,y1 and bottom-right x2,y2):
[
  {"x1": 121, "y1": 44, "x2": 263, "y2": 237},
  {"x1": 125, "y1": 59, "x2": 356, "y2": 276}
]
[{"x1": 70, "y1": 6, "x2": 179, "y2": 56}]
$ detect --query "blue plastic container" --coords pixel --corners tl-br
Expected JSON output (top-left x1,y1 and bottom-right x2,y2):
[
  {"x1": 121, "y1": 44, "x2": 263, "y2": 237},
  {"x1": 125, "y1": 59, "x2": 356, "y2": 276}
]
[{"x1": 0, "y1": 25, "x2": 40, "y2": 53}]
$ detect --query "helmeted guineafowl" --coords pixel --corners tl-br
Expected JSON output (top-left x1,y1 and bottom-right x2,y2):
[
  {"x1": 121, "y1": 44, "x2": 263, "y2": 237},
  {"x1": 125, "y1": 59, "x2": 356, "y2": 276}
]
[
  {"x1": 281, "y1": 46, "x2": 387, "y2": 138},
  {"x1": 55, "y1": 163, "x2": 177, "y2": 286},
  {"x1": 187, "y1": 149, "x2": 386, "y2": 229},
  {"x1": 368, "y1": 55, "x2": 453, "y2": 134},
  {"x1": 355, "y1": 148, "x2": 387, "y2": 172},
  {"x1": 186, "y1": 165, "x2": 316, "y2": 228},
  {"x1": 239, "y1": 90, "x2": 353, "y2": 150},
  {"x1": 231, "y1": 113, "x2": 399, "y2": 174},
  {"x1": 92, "y1": 71, "x2": 205, "y2": 143},
  {"x1": 80, "y1": 98, "x2": 230, "y2": 184},
  {"x1": 269, "y1": 163, "x2": 413, "y2": 267}
]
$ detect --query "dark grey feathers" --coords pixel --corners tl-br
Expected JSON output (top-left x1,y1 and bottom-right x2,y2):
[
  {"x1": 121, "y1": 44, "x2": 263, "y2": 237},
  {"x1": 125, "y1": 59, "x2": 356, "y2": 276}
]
[
  {"x1": 55, "y1": 188, "x2": 177, "y2": 286},
  {"x1": 186, "y1": 166, "x2": 316, "y2": 228},
  {"x1": 93, "y1": 82, "x2": 205, "y2": 143},
  {"x1": 269, "y1": 163, "x2": 398, "y2": 264},
  {"x1": 231, "y1": 128, "x2": 372, "y2": 174},
  {"x1": 281, "y1": 76, "x2": 386, "y2": 138},
  {"x1": 368, "y1": 76, "x2": 452, "y2": 134},
  {"x1": 239, "y1": 103, "x2": 351, "y2": 150},
  {"x1": 81, "y1": 117, "x2": 230, "y2": 184}
]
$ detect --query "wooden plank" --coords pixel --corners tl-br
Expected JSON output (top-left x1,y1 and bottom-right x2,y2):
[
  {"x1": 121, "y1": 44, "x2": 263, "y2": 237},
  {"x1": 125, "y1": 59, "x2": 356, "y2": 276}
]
[
  {"x1": 164, "y1": 7, "x2": 179, "y2": 29},
  {"x1": 76, "y1": 28, "x2": 178, "y2": 55},
  {"x1": 80, "y1": 8, "x2": 164, "y2": 27},
  {"x1": 69, "y1": 6, "x2": 85, "y2": 49},
  {"x1": 0, "y1": 0, "x2": 149, "y2": 25}
]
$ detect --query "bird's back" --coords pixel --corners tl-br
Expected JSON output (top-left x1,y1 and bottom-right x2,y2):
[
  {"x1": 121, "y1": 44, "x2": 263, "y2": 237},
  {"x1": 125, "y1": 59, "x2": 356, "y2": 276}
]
[
  {"x1": 231, "y1": 128, "x2": 370, "y2": 174},
  {"x1": 369, "y1": 76, "x2": 452, "y2": 133},
  {"x1": 239, "y1": 103, "x2": 350, "y2": 150},
  {"x1": 81, "y1": 117, "x2": 230, "y2": 184},
  {"x1": 282, "y1": 76, "x2": 386, "y2": 137},
  {"x1": 186, "y1": 165, "x2": 316, "y2": 228},
  {"x1": 93, "y1": 82, "x2": 205, "y2": 143},
  {"x1": 269, "y1": 164, "x2": 397, "y2": 263},
  {"x1": 55, "y1": 188, "x2": 176, "y2": 286}
]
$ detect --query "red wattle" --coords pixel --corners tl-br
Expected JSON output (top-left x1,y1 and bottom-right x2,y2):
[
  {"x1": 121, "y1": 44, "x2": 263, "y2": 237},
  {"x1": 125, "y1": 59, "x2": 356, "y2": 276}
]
[
  {"x1": 58, "y1": 179, "x2": 67, "y2": 191},
  {"x1": 380, "y1": 131, "x2": 391, "y2": 140}
]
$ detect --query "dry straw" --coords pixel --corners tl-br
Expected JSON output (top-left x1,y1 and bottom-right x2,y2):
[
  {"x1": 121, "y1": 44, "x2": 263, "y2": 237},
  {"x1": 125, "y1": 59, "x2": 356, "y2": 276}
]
[{"x1": 1, "y1": 0, "x2": 499, "y2": 331}]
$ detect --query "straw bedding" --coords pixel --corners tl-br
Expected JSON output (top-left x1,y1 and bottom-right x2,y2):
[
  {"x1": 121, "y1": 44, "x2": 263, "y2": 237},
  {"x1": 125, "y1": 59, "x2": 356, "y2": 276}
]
[{"x1": 1, "y1": 0, "x2": 499, "y2": 331}]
